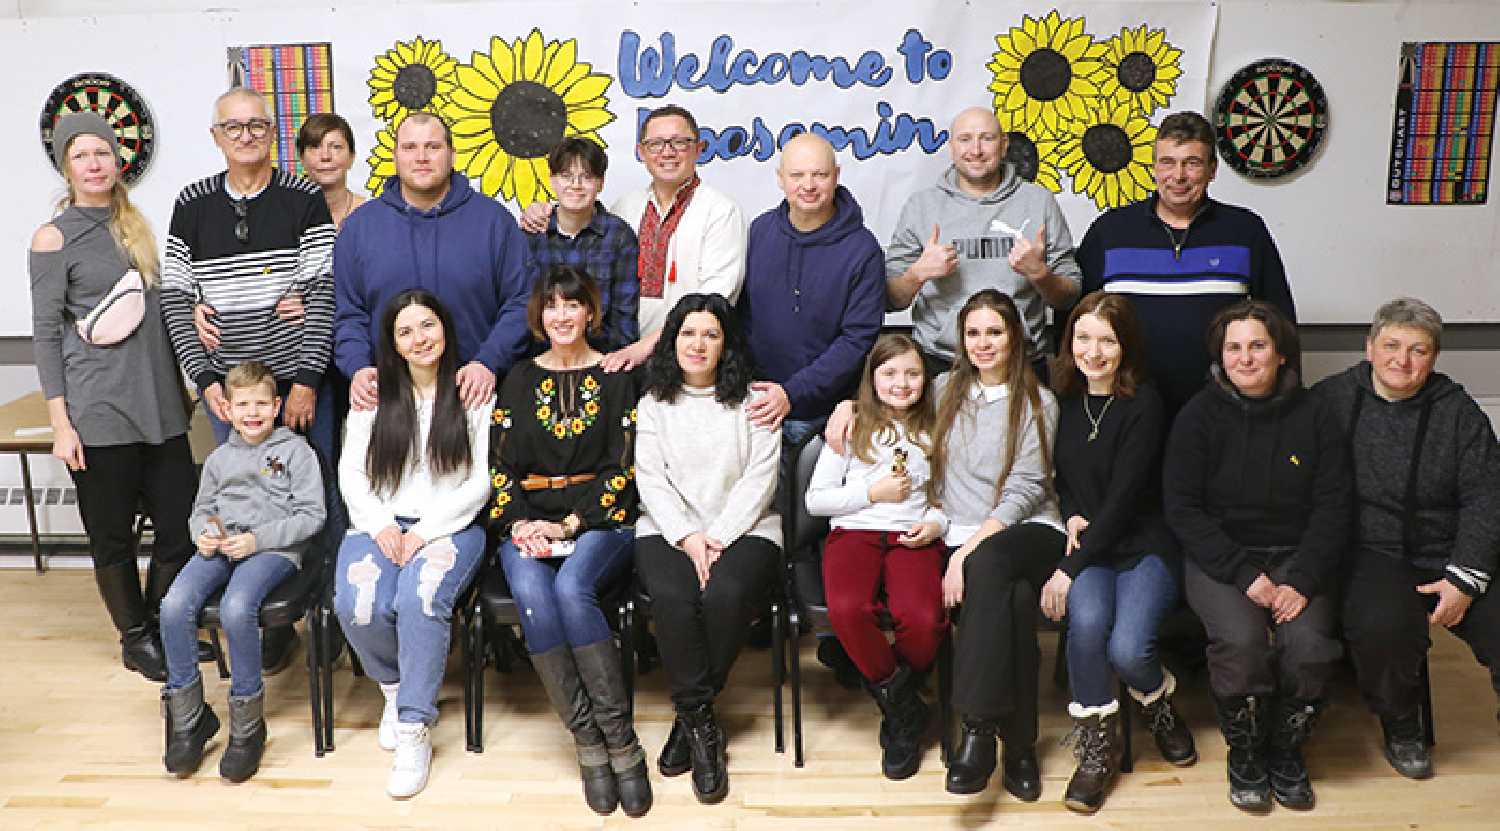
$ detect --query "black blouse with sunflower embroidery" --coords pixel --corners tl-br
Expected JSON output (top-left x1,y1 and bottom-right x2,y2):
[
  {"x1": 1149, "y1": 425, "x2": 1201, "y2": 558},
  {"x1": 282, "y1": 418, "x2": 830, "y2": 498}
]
[{"x1": 488, "y1": 359, "x2": 638, "y2": 539}]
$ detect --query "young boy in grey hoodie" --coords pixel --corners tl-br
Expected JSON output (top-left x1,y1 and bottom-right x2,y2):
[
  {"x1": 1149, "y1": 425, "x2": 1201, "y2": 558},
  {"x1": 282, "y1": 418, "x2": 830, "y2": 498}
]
[{"x1": 157, "y1": 360, "x2": 326, "y2": 783}]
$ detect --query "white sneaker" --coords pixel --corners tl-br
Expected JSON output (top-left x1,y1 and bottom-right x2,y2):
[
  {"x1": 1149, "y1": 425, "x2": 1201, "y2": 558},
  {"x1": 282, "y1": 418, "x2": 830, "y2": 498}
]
[
  {"x1": 387, "y1": 722, "x2": 431, "y2": 799},
  {"x1": 378, "y1": 683, "x2": 399, "y2": 751}
]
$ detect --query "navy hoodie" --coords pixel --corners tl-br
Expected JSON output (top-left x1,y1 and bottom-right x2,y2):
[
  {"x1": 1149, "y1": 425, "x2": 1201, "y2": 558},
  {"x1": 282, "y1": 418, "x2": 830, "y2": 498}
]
[
  {"x1": 738, "y1": 186, "x2": 885, "y2": 421},
  {"x1": 1163, "y1": 366, "x2": 1351, "y2": 598},
  {"x1": 333, "y1": 172, "x2": 534, "y2": 379}
]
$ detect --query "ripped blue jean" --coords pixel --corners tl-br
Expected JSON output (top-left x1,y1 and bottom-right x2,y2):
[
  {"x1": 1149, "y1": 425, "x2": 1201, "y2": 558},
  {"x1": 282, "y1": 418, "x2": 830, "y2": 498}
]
[{"x1": 332, "y1": 520, "x2": 485, "y2": 725}]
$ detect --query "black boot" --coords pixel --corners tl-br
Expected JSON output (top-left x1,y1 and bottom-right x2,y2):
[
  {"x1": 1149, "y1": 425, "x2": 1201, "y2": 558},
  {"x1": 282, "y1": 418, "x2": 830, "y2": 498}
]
[
  {"x1": 1134, "y1": 670, "x2": 1197, "y2": 766},
  {"x1": 944, "y1": 717, "x2": 997, "y2": 795},
  {"x1": 682, "y1": 703, "x2": 728, "y2": 804},
  {"x1": 1267, "y1": 697, "x2": 1321, "y2": 809},
  {"x1": 573, "y1": 641, "x2": 652, "y2": 818},
  {"x1": 868, "y1": 664, "x2": 930, "y2": 780},
  {"x1": 658, "y1": 715, "x2": 691, "y2": 777},
  {"x1": 1380, "y1": 709, "x2": 1433, "y2": 780},
  {"x1": 96, "y1": 562, "x2": 166, "y2": 681},
  {"x1": 1001, "y1": 744, "x2": 1042, "y2": 802},
  {"x1": 220, "y1": 690, "x2": 267, "y2": 782},
  {"x1": 817, "y1": 637, "x2": 864, "y2": 691},
  {"x1": 1214, "y1": 695, "x2": 1272, "y2": 813},
  {"x1": 1063, "y1": 702, "x2": 1120, "y2": 814},
  {"x1": 532, "y1": 645, "x2": 617, "y2": 815},
  {"x1": 162, "y1": 676, "x2": 220, "y2": 776},
  {"x1": 260, "y1": 626, "x2": 298, "y2": 677}
]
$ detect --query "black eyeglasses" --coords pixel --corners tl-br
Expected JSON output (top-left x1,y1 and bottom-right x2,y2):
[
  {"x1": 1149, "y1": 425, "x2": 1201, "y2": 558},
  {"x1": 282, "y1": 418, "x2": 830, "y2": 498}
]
[
  {"x1": 232, "y1": 199, "x2": 249, "y2": 244},
  {"x1": 215, "y1": 119, "x2": 273, "y2": 141}
]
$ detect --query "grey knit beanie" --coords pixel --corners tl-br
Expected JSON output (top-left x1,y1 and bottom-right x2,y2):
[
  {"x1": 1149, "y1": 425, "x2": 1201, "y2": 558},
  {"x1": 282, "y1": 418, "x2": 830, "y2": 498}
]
[{"x1": 51, "y1": 111, "x2": 120, "y2": 172}]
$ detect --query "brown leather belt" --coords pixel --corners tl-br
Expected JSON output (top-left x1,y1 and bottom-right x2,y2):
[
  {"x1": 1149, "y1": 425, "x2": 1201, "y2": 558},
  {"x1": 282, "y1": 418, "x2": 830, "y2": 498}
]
[{"x1": 520, "y1": 473, "x2": 596, "y2": 492}]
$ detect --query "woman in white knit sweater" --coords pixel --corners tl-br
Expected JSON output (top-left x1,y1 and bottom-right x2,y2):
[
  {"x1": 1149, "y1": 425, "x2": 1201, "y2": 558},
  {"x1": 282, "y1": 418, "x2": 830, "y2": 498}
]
[
  {"x1": 633, "y1": 293, "x2": 780, "y2": 805},
  {"x1": 333, "y1": 290, "x2": 493, "y2": 799}
]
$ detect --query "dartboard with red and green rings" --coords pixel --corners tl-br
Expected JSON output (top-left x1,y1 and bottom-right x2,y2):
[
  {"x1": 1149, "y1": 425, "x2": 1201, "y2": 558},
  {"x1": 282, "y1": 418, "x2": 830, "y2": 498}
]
[
  {"x1": 1213, "y1": 58, "x2": 1329, "y2": 179},
  {"x1": 39, "y1": 72, "x2": 156, "y2": 185}
]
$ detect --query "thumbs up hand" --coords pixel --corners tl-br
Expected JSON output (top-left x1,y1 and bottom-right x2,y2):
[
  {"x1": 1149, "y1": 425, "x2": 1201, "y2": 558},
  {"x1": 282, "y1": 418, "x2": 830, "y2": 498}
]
[
  {"x1": 1009, "y1": 222, "x2": 1049, "y2": 281},
  {"x1": 912, "y1": 223, "x2": 959, "y2": 281}
]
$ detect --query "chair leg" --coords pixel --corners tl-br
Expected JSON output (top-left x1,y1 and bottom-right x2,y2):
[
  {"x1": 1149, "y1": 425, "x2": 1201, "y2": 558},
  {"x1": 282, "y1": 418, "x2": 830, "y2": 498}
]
[
  {"x1": 1052, "y1": 627, "x2": 1069, "y2": 690},
  {"x1": 1118, "y1": 679, "x2": 1133, "y2": 773},
  {"x1": 619, "y1": 599, "x2": 636, "y2": 719},
  {"x1": 938, "y1": 632, "x2": 953, "y2": 765},
  {"x1": 771, "y1": 604, "x2": 786, "y2": 756},
  {"x1": 787, "y1": 609, "x2": 805, "y2": 768},
  {"x1": 208, "y1": 627, "x2": 230, "y2": 679},
  {"x1": 1419, "y1": 654, "x2": 1436, "y2": 747},
  {"x1": 321, "y1": 606, "x2": 336, "y2": 752},
  {"x1": 306, "y1": 607, "x2": 325, "y2": 757},
  {"x1": 465, "y1": 600, "x2": 485, "y2": 753}
]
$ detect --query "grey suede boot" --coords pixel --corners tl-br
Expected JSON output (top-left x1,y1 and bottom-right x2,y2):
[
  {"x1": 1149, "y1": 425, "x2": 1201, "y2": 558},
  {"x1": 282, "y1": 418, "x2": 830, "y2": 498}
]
[
  {"x1": 532, "y1": 645, "x2": 616, "y2": 815},
  {"x1": 219, "y1": 690, "x2": 267, "y2": 782},
  {"x1": 573, "y1": 640, "x2": 652, "y2": 818},
  {"x1": 161, "y1": 676, "x2": 220, "y2": 776}
]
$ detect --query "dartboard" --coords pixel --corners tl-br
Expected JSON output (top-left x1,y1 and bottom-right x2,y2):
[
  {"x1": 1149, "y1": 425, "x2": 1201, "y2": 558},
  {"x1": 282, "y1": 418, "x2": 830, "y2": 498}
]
[
  {"x1": 39, "y1": 72, "x2": 156, "y2": 185},
  {"x1": 1213, "y1": 58, "x2": 1328, "y2": 179}
]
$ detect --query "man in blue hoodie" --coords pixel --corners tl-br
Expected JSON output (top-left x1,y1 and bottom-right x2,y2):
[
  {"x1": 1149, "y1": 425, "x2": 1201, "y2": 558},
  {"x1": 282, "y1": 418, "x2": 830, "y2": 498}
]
[
  {"x1": 738, "y1": 133, "x2": 885, "y2": 442},
  {"x1": 334, "y1": 112, "x2": 533, "y2": 410}
]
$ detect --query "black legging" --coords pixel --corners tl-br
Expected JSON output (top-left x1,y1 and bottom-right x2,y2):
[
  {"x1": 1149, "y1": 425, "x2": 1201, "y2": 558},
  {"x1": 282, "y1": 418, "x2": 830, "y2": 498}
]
[
  {"x1": 951, "y1": 522, "x2": 1064, "y2": 744},
  {"x1": 635, "y1": 534, "x2": 780, "y2": 711}
]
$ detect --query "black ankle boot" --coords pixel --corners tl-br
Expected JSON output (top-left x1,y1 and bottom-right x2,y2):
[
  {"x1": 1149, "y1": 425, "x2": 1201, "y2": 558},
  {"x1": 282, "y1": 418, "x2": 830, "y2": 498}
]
[
  {"x1": 95, "y1": 562, "x2": 166, "y2": 681},
  {"x1": 868, "y1": 664, "x2": 930, "y2": 780},
  {"x1": 1380, "y1": 709, "x2": 1433, "y2": 780},
  {"x1": 658, "y1": 715, "x2": 691, "y2": 777},
  {"x1": 123, "y1": 624, "x2": 167, "y2": 683},
  {"x1": 1135, "y1": 671, "x2": 1197, "y2": 766},
  {"x1": 1063, "y1": 703, "x2": 1120, "y2": 814},
  {"x1": 1001, "y1": 744, "x2": 1041, "y2": 802},
  {"x1": 260, "y1": 626, "x2": 298, "y2": 677},
  {"x1": 682, "y1": 703, "x2": 728, "y2": 804},
  {"x1": 220, "y1": 690, "x2": 267, "y2": 783},
  {"x1": 1214, "y1": 695, "x2": 1272, "y2": 813},
  {"x1": 1267, "y1": 697, "x2": 1321, "y2": 809},
  {"x1": 162, "y1": 676, "x2": 220, "y2": 776},
  {"x1": 945, "y1": 717, "x2": 997, "y2": 794}
]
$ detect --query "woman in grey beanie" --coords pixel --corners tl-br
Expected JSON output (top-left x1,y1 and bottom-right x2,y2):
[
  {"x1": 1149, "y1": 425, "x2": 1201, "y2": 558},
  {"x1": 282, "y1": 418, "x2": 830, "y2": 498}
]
[{"x1": 29, "y1": 111, "x2": 198, "y2": 681}]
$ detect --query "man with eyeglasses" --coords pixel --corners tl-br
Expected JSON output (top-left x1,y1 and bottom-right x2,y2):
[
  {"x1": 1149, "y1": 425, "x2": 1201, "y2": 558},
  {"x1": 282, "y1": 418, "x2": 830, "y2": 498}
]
[
  {"x1": 523, "y1": 137, "x2": 640, "y2": 355},
  {"x1": 1077, "y1": 111, "x2": 1295, "y2": 419},
  {"x1": 522, "y1": 104, "x2": 746, "y2": 373}
]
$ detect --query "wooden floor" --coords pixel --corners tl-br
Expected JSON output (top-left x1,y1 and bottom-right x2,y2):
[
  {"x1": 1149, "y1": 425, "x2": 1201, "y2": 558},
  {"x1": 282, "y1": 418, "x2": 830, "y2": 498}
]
[{"x1": 3, "y1": 570, "x2": 1498, "y2": 829}]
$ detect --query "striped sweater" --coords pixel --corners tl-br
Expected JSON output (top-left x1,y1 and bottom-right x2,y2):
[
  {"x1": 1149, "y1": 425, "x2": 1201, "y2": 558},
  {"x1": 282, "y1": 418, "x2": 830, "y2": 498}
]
[{"x1": 162, "y1": 169, "x2": 335, "y2": 391}]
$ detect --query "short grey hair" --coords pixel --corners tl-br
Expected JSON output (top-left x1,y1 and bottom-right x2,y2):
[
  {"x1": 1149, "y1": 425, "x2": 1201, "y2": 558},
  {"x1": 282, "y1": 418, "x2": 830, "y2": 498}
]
[
  {"x1": 213, "y1": 86, "x2": 271, "y2": 125},
  {"x1": 1369, "y1": 297, "x2": 1443, "y2": 352}
]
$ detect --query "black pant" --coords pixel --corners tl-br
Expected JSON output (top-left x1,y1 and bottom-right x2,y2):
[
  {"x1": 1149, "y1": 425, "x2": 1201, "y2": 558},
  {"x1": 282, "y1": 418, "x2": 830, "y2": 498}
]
[
  {"x1": 1185, "y1": 557, "x2": 1342, "y2": 700},
  {"x1": 951, "y1": 523, "x2": 1064, "y2": 744},
  {"x1": 70, "y1": 436, "x2": 197, "y2": 625},
  {"x1": 1343, "y1": 550, "x2": 1500, "y2": 717},
  {"x1": 635, "y1": 534, "x2": 780, "y2": 711}
]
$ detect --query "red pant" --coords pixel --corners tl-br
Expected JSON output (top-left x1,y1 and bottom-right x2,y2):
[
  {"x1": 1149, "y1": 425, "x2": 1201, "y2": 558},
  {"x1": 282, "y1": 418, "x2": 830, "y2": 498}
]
[{"x1": 821, "y1": 528, "x2": 947, "y2": 682}]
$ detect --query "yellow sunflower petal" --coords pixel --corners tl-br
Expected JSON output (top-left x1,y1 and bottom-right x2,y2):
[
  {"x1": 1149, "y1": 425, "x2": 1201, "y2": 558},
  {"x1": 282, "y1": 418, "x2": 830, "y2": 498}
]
[
  {"x1": 567, "y1": 106, "x2": 615, "y2": 133},
  {"x1": 448, "y1": 85, "x2": 493, "y2": 114},
  {"x1": 456, "y1": 64, "x2": 499, "y2": 100},
  {"x1": 520, "y1": 29, "x2": 546, "y2": 81},
  {"x1": 477, "y1": 146, "x2": 509, "y2": 195},
  {"x1": 512, "y1": 155, "x2": 539, "y2": 201},
  {"x1": 1004, "y1": 83, "x2": 1029, "y2": 112},
  {"x1": 544, "y1": 39, "x2": 578, "y2": 88},
  {"x1": 487, "y1": 37, "x2": 516, "y2": 86},
  {"x1": 395, "y1": 40, "x2": 416, "y2": 64},
  {"x1": 554, "y1": 62, "x2": 593, "y2": 98},
  {"x1": 563, "y1": 74, "x2": 611, "y2": 106},
  {"x1": 1011, "y1": 26, "x2": 1036, "y2": 55}
]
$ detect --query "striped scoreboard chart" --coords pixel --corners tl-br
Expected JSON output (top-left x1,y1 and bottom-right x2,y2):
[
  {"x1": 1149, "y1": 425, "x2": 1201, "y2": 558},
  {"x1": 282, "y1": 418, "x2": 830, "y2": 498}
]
[
  {"x1": 228, "y1": 43, "x2": 336, "y2": 178},
  {"x1": 1387, "y1": 42, "x2": 1498, "y2": 205}
]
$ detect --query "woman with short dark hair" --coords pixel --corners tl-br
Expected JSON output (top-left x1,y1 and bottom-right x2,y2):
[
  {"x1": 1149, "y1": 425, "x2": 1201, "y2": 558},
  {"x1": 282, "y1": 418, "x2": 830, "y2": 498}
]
[
  {"x1": 1164, "y1": 299, "x2": 1349, "y2": 813},
  {"x1": 297, "y1": 113, "x2": 365, "y2": 229}
]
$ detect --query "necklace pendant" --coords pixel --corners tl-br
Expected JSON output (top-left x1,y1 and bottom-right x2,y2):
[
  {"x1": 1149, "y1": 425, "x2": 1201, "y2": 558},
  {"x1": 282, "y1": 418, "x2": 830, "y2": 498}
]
[{"x1": 1088, "y1": 427, "x2": 1099, "y2": 442}]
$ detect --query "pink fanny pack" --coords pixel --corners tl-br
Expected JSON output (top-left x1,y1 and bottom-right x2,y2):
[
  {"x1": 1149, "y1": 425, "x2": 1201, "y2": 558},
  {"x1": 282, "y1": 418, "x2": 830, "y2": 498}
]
[{"x1": 76, "y1": 269, "x2": 145, "y2": 346}]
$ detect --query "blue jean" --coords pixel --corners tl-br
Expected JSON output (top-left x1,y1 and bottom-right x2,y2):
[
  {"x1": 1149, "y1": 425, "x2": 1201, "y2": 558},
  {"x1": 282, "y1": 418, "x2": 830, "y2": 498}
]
[
  {"x1": 332, "y1": 522, "x2": 485, "y2": 724},
  {"x1": 498, "y1": 527, "x2": 634, "y2": 654},
  {"x1": 1065, "y1": 554, "x2": 1178, "y2": 707},
  {"x1": 160, "y1": 551, "x2": 297, "y2": 696}
]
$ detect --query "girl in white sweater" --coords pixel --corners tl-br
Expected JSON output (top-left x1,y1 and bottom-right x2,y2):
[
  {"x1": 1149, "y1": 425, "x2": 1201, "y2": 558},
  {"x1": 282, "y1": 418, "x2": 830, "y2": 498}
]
[
  {"x1": 333, "y1": 290, "x2": 492, "y2": 799},
  {"x1": 805, "y1": 333, "x2": 948, "y2": 781},
  {"x1": 633, "y1": 293, "x2": 780, "y2": 805}
]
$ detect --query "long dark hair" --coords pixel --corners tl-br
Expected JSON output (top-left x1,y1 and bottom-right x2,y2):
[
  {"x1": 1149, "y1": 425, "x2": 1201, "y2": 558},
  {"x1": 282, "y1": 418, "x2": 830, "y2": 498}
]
[
  {"x1": 929, "y1": 289, "x2": 1051, "y2": 503},
  {"x1": 1050, "y1": 290, "x2": 1148, "y2": 399},
  {"x1": 367, "y1": 290, "x2": 472, "y2": 496},
  {"x1": 641, "y1": 293, "x2": 754, "y2": 407}
]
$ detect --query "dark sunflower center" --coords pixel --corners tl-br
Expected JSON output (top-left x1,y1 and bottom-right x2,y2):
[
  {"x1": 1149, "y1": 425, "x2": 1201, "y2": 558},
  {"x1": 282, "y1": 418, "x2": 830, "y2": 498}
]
[
  {"x1": 393, "y1": 64, "x2": 438, "y2": 110},
  {"x1": 1081, "y1": 124, "x2": 1132, "y2": 174},
  {"x1": 489, "y1": 80, "x2": 567, "y2": 159},
  {"x1": 1117, "y1": 52, "x2": 1157, "y2": 93},
  {"x1": 1005, "y1": 131, "x2": 1040, "y2": 182},
  {"x1": 1020, "y1": 48, "x2": 1071, "y2": 101}
]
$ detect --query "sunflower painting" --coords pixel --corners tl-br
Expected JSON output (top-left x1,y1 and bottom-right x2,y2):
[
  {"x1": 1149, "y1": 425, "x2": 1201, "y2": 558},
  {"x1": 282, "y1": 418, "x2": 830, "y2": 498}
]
[
  {"x1": 368, "y1": 37, "x2": 458, "y2": 125},
  {"x1": 364, "y1": 124, "x2": 397, "y2": 196},
  {"x1": 1056, "y1": 99, "x2": 1158, "y2": 210},
  {"x1": 988, "y1": 12, "x2": 1109, "y2": 138},
  {"x1": 1100, "y1": 25, "x2": 1183, "y2": 117},
  {"x1": 446, "y1": 29, "x2": 617, "y2": 207}
]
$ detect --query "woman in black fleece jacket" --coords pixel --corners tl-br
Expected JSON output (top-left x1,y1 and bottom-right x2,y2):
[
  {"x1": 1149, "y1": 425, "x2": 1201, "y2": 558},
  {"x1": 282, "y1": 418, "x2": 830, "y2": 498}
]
[{"x1": 1163, "y1": 300, "x2": 1350, "y2": 814}]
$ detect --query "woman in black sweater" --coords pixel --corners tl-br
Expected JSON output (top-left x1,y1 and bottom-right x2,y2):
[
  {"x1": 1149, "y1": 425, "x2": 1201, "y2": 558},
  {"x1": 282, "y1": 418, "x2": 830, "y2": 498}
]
[
  {"x1": 1163, "y1": 300, "x2": 1350, "y2": 814},
  {"x1": 1040, "y1": 292, "x2": 1193, "y2": 814}
]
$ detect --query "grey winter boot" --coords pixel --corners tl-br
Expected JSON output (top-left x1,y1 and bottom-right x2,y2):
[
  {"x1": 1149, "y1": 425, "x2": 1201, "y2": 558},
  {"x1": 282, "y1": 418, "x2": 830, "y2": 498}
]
[
  {"x1": 573, "y1": 640, "x2": 652, "y2": 818},
  {"x1": 219, "y1": 689, "x2": 267, "y2": 782},
  {"x1": 161, "y1": 675, "x2": 220, "y2": 776},
  {"x1": 532, "y1": 645, "x2": 616, "y2": 815}
]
